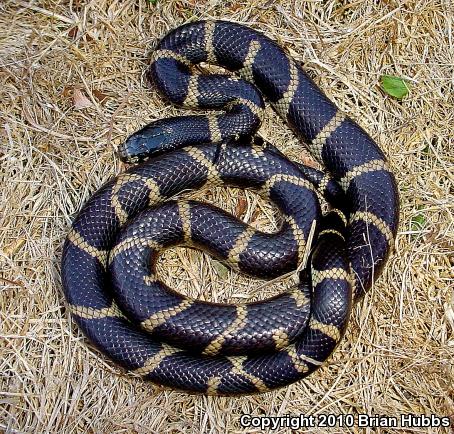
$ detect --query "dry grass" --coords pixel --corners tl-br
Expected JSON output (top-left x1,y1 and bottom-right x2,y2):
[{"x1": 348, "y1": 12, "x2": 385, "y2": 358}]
[{"x1": 1, "y1": 0, "x2": 453, "y2": 433}]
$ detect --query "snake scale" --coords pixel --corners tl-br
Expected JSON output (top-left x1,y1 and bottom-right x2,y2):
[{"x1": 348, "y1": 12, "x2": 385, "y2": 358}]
[{"x1": 61, "y1": 20, "x2": 399, "y2": 395}]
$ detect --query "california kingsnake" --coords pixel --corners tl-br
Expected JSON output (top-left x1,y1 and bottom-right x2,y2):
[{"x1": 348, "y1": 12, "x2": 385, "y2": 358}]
[{"x1": 61, "y1": 20, "x2": 399, "y2": 395}]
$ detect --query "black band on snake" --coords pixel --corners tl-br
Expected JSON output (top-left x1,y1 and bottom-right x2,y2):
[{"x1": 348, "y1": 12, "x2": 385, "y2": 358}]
[{"x1": 61, "y1": 20, "x2": 399, "y2": 395}]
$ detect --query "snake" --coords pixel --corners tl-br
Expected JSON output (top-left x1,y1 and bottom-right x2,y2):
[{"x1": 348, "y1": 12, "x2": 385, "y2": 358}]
[{"x1": 61, "y1": 20, "x2": 399, "y2": 395}]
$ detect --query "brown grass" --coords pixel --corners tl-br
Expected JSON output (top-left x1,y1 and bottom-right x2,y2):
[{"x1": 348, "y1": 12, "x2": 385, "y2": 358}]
[{"x1": 1, "y1": 0, "x2": 453, "y2": 433}]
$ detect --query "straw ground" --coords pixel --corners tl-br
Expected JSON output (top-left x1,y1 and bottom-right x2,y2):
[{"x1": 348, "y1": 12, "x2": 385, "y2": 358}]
[{"x1": 1, "y1": 1, "x2": 453, "y2": 433}]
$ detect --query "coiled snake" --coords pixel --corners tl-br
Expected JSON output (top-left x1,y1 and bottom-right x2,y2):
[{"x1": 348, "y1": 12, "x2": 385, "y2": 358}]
[{"x1": 61, "y1": 20, "x2": 399, "y2": 395}]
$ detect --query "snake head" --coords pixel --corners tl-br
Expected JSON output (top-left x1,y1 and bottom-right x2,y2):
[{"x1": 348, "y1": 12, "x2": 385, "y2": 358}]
[{"x1": 118, "y1": 123, "x2": 169, "y2": 163}]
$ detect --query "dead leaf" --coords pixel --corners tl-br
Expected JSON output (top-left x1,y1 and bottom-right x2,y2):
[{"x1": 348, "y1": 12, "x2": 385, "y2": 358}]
[
  {"x1": 301, "y1": 156, "x2": 318, "y2": 168},
  {"x1": 37, "y1": 143, "x2": 50, "y2": 152},
  {"x1": 68, "y1": 26, "x2": 78, "y2": 39},
  {"x1": 251, "y1": 208, "x2": 261, "y2": 223},
  {"x1": 93, "y1": 89, "x2": 109, "y2": 104},
  {"x1": 212, "y1": 260, "x2": 229, "y2": 279},
  {"x1": 62, "y1": 85, "x2": 73, "y2": 98},
  {"x1": 72, "y1": 0, "x2": 83, "y2": 10},
  {"x1": 229, "y1": 3, "x2": 242, "y2": 12},
  {"x1": 83, "y1": 32, "x2": 94, "y2": 43},
  {"x1": 235, "y1": 196, "x2": 247, "y2": 217},
  {"x1": 73, "y1": 87, "x2": 92, "y2": 110}
]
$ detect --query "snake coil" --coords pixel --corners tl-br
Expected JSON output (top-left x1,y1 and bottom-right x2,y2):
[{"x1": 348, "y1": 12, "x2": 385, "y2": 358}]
[{"x1": 61, "y1": 21, "x2": 399, "y2": 395}]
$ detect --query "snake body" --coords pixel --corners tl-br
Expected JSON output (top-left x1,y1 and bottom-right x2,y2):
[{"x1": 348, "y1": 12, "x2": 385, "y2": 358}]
[{"x1": 61, "y1": 20, "x2": 399, "y2": 395}]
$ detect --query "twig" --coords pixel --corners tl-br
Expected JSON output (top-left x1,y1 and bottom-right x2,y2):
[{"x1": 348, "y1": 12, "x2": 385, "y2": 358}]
[
  {"x1": 12, "y1": 0, "x2": 76, "y2": 25},
  {"x1": 106, "y1": 90, "x2": 133, "y2": 148}
]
